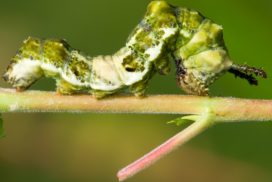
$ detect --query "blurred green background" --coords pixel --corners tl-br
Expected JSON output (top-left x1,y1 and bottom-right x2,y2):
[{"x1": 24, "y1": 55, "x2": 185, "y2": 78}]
[{"x1": 0, "y1": 0, "x2": 272, "y2": 181}]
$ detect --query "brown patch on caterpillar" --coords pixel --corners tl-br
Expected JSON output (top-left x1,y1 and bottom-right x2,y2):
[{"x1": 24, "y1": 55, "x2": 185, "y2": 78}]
[
  {"x1": 177, "y1": 73, "x2": 209, "y2": 96},
  {"x1": 176, "y1": 59, "x2": 209, "y2": 96}
]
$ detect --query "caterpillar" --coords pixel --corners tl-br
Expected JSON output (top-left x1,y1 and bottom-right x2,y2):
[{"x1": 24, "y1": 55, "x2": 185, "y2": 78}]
[{"x1": 3, "y1": 1, "x2": 267, "y2": 98}]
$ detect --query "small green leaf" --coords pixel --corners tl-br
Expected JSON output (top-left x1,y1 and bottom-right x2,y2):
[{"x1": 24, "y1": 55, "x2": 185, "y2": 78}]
[
  {"x1": 167, "y1": 115, "x2": 200, "y2": 127},
  {"x1": 168, "y1": 117, "x2": 192, "y2": 127},
  {"x1": 167, "y1": 118, "x2": 191, "y2": 126},
  {"x1": 0, "y1": 113, "x2": 5, "y2": 138}
]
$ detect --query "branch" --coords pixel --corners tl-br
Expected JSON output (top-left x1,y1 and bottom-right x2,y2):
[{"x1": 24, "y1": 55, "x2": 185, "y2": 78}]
[
  {"x1": 0, "y1": 88, "x2": 272, "y2": 122},
  {"x1": 1, "y1": 87, "x2": 272, "y2": 181},
  {"x1": 117, "y1": 110, "x2": 215, "y2": 181}
]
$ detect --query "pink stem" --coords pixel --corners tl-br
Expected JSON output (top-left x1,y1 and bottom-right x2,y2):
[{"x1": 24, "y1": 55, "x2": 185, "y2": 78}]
[{"x1": 117, "y1": 113, "x2": 212, "y2": 181}]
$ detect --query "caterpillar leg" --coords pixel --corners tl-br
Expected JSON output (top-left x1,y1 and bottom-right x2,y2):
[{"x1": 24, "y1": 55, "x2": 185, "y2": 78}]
[
  {"x1": 56, "y1": 79, "x2": 84, "y2": 95},
  {"x1": 90, "y1": 90, "x2": 118, "y2": 99},
  {"x1": 154, "y1": 54, "x2": 172, "y2": 75},
  {"x1": 56, "y1": 79, "x2": 115, "y2": 99},
  {"x1": 228, "y1": 64, "x2": 267, "y2": 85},
  {"x1": 129, "y1": 80, "x2": 148, "y2": 97},
  {"x1": 3, "y1": 37, "x2": 44, "y2": 91},
  {"x1": 129, "y1": 67, "x2": 155, "y2": 97}
]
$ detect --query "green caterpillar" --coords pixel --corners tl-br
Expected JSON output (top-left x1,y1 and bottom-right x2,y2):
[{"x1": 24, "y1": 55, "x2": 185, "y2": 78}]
[{"x1": 3, "y1": 1, "x2": 266, "y2": 98}]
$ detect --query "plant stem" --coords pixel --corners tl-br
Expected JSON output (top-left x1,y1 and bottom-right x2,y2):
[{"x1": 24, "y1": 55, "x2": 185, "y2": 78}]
[
  {"x1": 117, "y1": 110, "x2": 215, "y2": 181},
  {"x1": 1, "y1": 87, "x2": 272, "y2": 181},
  {"x1": 1, "y1": 88, "x2": 272, "y2": 122}
]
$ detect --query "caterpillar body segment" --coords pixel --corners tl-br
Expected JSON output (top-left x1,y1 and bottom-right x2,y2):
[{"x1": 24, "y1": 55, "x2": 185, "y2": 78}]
[
  {"x1": 3, "y1": 38, "x2": 132, "y2": 97},
  {"x1": 3, "y1": 1, "x2": 266, "y2": 98},
  {"x1": 124, "y1": 1, "x2": 179, "y2": 96}
]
